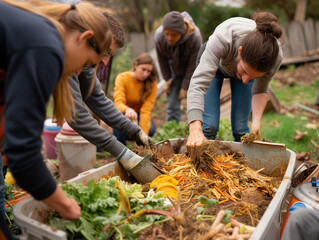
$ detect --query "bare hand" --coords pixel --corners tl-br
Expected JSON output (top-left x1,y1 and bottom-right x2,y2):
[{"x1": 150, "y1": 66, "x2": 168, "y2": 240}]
[
  {"x1": 180, "y1": 98, "x2": 187, "y2": 111},
  {"x1": 42, "y1": 186, "x2": 81, "y2": 220},
  {"x1": 186, "y1": 120, "x2": 207, "y2": 146},
  {"x1": 164, "y1": 78, "x2": 174, "y2": 95},
  {"x1": 58, "y1": 198, "x2": 81, "y2": 220},
  {"x1": 178, "y1": 88, "x2": 187, "y2": 111},
  {"x1": 125, "y1": 108, "x2": 137, "y2": 121}
]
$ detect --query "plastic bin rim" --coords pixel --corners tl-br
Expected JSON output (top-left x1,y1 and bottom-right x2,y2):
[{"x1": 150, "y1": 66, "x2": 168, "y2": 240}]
[{"x1": 55, "y1": 133, "x2": 90, "y2": 144}]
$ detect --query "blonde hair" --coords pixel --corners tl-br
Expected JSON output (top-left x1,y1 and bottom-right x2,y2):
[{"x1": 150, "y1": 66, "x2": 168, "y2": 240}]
[
  {"x1": 2, "y1": 0, "x2": 112, "y2": 125},
  {"x1": 132, "y1": 53, "x2": 157, "y2": 103}
]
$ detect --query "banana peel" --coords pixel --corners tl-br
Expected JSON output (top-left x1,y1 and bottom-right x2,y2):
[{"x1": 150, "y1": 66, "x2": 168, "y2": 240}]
[{"x1": 116, "y1": 181, "x2": 131, "y2": 217}]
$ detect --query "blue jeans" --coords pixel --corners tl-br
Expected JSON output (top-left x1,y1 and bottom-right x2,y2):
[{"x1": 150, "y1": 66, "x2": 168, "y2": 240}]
[
  {"x1": 202, "y1": 69, "x2": 254, "y2": 142},
  {"x1": 113, "y1": 114, "x2": 156, "y2": 146},
  {"x1": 166, "y1": 76, "x2": 182, "y2": 122}
]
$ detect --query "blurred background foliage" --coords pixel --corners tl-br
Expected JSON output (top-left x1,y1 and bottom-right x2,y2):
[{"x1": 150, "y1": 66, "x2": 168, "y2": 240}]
[{"x1": 89, "y1": 0, "x2": 319, "y2": 41}]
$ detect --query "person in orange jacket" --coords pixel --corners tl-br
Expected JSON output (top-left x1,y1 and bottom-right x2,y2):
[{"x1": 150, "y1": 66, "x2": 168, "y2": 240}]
[{"x1": 113, "y1": 53, "x2": 157, "y2": 145}]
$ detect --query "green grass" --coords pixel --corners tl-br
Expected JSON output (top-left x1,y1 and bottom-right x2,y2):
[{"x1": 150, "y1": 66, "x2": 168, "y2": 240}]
[
  {"x1": 271, "y1": 80, "x2": 319, "y2": 106},
  {"x1": 46, "y1": 97, "x2": 54, "y2": 118},
  {"x1": 261, "y1": 112, "x2": 318, "y2": 157},
  {"x1": 263, "y1": 77, "x2": 319, "y2": 161}
]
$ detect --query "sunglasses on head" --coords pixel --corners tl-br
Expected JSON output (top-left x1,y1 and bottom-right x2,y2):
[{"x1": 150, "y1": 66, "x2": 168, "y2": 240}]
[{"x1": 79, "y1": 28, "x2": 101, "y2": 54}]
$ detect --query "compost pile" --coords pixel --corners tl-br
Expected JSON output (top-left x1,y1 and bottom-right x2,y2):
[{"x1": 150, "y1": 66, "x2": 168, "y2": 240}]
[
  {"x1": 46, "y1": 138, "x2": 282, "y2": 240},
  {"x1": 134, "y1": 139, "x2": 282, "y2": 240}
]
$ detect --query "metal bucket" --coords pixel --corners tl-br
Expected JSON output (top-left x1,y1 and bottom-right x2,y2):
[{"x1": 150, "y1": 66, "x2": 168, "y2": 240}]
[{"x1": 128, "y1": 154, "x2": 161, "y2": 184}]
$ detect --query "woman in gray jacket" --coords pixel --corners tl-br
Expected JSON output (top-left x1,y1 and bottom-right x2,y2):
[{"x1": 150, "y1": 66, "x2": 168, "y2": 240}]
[
  {"x1": 67, "y1": 12, "x2": 157, "y2": 180},
  {"x1": 187, "y1": 12, "x2": 283, "y2": 146}
]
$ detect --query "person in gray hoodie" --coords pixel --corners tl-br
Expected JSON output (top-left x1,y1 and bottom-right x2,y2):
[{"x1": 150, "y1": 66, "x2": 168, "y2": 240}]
[
  {"x1": 155, "y1": 11, "x2": 202, "y2": 122},
  {"x1": 67, "y1": 12, "x2": 157, "y2": 178},
  {"x1": 187, "y1": 12, "x2": 283, "y2": 146}
]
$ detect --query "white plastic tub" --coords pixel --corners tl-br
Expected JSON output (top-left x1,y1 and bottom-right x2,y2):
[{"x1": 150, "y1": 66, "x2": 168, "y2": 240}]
[
  {"x1": 13, "y1": 139, "x2": 296, "y2": 240},
  {"x1": 55, "y1": 131, "x2": 96, "y2": 183}
]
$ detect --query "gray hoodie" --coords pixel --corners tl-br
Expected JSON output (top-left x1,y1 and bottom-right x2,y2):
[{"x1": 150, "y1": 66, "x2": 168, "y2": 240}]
[
  {"x1": 67, "y1": 67, "x2": 140, "y2": 157},
  {"x1": 187, "y1": 17, "x2": 283, "y2": 124},
  {"x1": 154, "y1": 11, "x2": 202, "y2": 90}
]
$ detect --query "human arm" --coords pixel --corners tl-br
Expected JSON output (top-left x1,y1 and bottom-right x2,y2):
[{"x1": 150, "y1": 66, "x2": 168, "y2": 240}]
[
  {"x1": 5, "y1": 49, "x2": 81, "y2": 219},
  {"x1": 154, "y1": 28, "x2": 172, "y2": 81},
  {"x1": 68, "y1": 70, "x2": 139, "y2": 157},
  {"x1": 43, "y1": 186, "x2": 80, "y2": 220},
  {"x1": 250, "y1": 45, "x2": 283, "y2": 132},
  {"x1": 187, "y1": 34, "x2": 227, "y2": 124},
  {"x1": 186, "y1": 120, "x2": 207, "y2": 146},
  {"x1": 250, "y1": 93, "x2": 268, "y2": 132},
  {"x1": 139, "y1": 81, "x2": 157, "y2": 134},
  {"x1": 124, "y1": 108, "x2": 137, "y2": 122},
  {"x1": 181, "y1": 30, "x2": 202, "y2": 90},
  {"x1": 113, "y1": 73, "x2": 137, "y2": 121}
]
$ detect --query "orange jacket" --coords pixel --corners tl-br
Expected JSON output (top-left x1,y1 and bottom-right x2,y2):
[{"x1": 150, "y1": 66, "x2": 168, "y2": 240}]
[{"x1": 114, "y1": 71, "x2": 157, "y2": 134}]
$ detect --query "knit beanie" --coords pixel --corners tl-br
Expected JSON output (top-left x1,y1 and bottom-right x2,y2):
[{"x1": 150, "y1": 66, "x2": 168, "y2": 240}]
[{"x1": 162, "y1": 11, "x2": 185, "y2": 35}]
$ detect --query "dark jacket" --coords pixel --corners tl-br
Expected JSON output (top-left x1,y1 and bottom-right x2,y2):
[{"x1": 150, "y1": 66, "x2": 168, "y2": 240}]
[
  {"x1": 0, "y1": 2, "x2": 64, "y2": 200},
  {"x1": 154, "y1": 11, "x2": 202, "y2": 90}
]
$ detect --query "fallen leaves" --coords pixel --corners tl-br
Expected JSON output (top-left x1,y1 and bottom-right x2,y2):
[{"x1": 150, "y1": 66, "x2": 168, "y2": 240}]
[
  {"x1": 296, "y1": 152, "x2": 311, "y2": 161},
  {"x1": 294, "y1": 130, "x2": 309, "y2": 141}
]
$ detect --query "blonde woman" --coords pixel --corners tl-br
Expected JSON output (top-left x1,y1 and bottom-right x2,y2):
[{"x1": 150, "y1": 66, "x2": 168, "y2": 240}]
[
  {"x1": 0, "y1": 1, "x2": 112, "y2": 234},
  {"x1": 113, "y1": 53, "x2": 157, "y2": 145}
]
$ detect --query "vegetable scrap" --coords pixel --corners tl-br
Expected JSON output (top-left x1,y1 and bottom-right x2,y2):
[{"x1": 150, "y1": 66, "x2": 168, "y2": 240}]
[
  {"x1": 5, "y1": 188, "x2": 30, "y2": 208},
  {"x1": 48, "y1": 176, "x2": 171, "y2": 240},
  {"x1": 154, "y1": 141, "x2": 278, "y2": 204},
  {"x1": 201, "y1": 210, "x2": 256, "y2": 240}
]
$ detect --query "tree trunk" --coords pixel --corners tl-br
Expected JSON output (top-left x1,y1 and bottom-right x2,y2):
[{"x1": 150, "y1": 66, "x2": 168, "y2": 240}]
[{"x1": 294, "y1": 0, "x2": 307, "y2": 22}]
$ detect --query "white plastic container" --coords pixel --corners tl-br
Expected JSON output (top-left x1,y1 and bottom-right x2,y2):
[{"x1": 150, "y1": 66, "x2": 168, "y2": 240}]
[{"x1": 55, "y1": 122, "x2": 96, "y2": 183}]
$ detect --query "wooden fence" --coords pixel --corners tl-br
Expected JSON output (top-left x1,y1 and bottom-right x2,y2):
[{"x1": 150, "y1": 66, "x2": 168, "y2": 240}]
[
  {"x1": 122, "y1": 18, "x2": 319, "y2": 65},
  {"x1": 281, "y1": 18, "x2": 319, "y2": 65}
]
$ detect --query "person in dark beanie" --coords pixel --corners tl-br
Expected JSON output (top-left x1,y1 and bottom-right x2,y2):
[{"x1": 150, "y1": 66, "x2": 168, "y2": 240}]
[{"x1": 154, "y1": 11, "x2": 202, "y2": 122}]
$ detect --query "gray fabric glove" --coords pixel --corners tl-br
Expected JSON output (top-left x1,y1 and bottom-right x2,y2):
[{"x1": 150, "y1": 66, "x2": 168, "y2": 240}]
[
  {"x1": 117, "y1": 148, "x2": 143, "y2": 171},
  {"x1": 116, "y1": 148, "x2": 161, "y2": 183},
  {"x1": 133, "y1": 129, "x2": 155, "y2": 148}
]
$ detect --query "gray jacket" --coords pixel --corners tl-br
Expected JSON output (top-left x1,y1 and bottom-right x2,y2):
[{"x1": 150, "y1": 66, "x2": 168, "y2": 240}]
[
  {"x1": 187, "y1": 17, "x2": 283, "y2": 124},
  {"x1": 154, "y1": 11, "x2": 202, "y2": 90},
  {"x1": 67, "y1": 67, "x2": 140, "y2": 157}
]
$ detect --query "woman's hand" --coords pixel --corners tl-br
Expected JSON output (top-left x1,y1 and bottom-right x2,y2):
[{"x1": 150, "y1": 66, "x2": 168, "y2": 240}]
[
  {"x1": 124, "y1": 108, "x2": 137, "y2": 122},
  {"x1": 42, "y1": 186, "x2": 81, "y2": 220},
  {"x1": 186, "y1": 120, "x2": 207, "y2": 146}
]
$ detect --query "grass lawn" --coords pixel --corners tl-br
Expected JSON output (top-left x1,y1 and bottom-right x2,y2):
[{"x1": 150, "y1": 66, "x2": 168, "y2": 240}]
[
  {"x1": 261, "y1": 112, "x2": 318, "y2": 157},
  {"x1": 261, "y1": 77, "x2": 319, "y2": 161}
]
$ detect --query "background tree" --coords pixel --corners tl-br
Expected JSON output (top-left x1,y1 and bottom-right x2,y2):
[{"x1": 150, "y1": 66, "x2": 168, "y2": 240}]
[
  {"x1": 294, "y1": 0, "x2": 307, "y2": 22},
  {"x1": 88, "y1": 0, "x2": 206, "y2": 33},
  {"x1": 246, "y1": 0, "x2": 319, "y2": 23}
]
